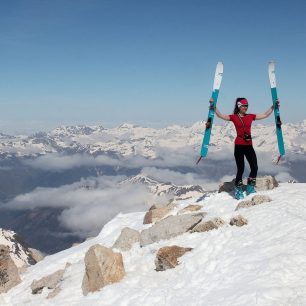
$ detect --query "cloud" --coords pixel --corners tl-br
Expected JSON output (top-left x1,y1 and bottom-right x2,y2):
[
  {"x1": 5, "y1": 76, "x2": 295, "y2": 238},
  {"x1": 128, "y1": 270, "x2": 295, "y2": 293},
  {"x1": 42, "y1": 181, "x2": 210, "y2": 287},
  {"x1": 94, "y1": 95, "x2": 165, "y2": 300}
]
[
  {"x1": 3, "y1": 175, "x2": 151, "y2": 238},
  {"x1": 23, "y1": 145, "x2": 199, "y2": 172},
  {"x1": 23, "y1": 154, "x2": 119, "y2": 171}
]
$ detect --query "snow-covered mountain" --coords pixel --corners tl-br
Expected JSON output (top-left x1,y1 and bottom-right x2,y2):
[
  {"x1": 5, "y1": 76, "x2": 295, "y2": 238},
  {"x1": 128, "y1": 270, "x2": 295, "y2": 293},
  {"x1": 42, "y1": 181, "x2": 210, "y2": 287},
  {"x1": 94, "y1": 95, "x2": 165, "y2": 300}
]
[
  {"x1": 2, "y1": 182, "x2": 306, "y2": 305},
  {"x1": 0, "y1": 229, "x2": 42, "y2": 268},
  {"x1": 122, "y1": 174, "x2": 205, "y2": 199},
  {"x1": 1, "y1": 121, "x2": 306, "y2": 158}
]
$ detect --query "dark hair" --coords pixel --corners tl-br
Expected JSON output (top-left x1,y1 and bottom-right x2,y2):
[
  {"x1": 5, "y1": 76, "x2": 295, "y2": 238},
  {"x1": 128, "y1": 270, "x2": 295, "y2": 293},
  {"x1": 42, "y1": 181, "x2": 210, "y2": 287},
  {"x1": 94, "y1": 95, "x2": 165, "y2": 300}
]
[{"x1": 233, "y1": 97, "x2": 247, "y2": 114}]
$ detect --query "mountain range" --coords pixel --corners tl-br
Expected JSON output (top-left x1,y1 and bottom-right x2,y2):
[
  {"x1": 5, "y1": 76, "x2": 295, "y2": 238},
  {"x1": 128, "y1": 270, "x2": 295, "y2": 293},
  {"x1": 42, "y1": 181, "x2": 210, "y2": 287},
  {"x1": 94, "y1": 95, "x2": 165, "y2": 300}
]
[{"x1": 0, "y1": 121, "x2": 305, "y2": 254}]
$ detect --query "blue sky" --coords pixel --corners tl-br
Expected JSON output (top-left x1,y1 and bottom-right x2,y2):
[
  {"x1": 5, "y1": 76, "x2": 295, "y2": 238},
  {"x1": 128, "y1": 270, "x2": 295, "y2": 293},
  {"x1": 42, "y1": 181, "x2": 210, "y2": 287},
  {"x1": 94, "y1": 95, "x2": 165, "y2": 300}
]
[{"x1": 1, "y1": 0, "x2": 306, "y2": 133}]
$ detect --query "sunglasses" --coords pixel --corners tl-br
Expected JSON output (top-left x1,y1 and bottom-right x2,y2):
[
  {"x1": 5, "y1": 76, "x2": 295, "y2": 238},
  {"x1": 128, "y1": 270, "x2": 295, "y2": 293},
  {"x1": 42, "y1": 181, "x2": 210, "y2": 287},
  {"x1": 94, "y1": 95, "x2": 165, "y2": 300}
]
[{"x1": 240, "y1": 105, "x2": 248, "y2": 108}]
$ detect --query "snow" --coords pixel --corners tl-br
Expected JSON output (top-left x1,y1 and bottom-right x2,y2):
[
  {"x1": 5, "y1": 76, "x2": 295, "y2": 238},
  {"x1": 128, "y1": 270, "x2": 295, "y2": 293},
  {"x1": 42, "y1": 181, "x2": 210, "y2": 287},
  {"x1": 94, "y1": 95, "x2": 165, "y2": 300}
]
[
  {"x1": 2, "y1": 183, "x2": 306, "y2": 305},
  {"x1": 0, "y1": 229, "x2": 32, "y2": 268},
  {"x1": 1, "y1": 121, "x2": 306, "y2": 158}
]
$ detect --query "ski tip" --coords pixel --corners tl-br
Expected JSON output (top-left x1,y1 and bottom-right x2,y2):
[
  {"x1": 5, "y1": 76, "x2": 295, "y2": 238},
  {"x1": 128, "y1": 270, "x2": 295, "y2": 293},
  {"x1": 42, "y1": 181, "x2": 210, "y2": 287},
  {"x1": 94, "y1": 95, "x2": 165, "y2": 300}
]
[
  {"x1": 276, "y1": 155, "x2": 284, "y2": 165},
  {"x1": 217, "y1": 61, "x2": 224, "y2": 69},
  {"x1": 196, "y1": 156, "x2": 203, "y2": 165},
  {"x1": 269, "y1": 60, "x2": 276, "y2": 68}
]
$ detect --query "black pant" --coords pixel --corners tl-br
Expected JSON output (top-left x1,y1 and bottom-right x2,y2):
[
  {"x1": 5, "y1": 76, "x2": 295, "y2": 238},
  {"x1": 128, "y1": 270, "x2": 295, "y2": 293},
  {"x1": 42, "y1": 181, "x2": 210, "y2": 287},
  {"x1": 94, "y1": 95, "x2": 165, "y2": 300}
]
[{"x1": 234, "y1": 145, "x2": 258, "y2": 185}]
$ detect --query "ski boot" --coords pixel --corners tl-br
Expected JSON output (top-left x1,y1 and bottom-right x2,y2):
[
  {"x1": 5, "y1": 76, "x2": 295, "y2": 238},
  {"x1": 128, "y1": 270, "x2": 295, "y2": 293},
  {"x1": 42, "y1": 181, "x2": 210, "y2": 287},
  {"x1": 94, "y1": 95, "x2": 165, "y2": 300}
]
[
  {"x1": 234, "y1": 181, "x2": 244, "y2": 200},
  {"x1": 246, "y1": 178, "x2": 256, "y2": 195}
]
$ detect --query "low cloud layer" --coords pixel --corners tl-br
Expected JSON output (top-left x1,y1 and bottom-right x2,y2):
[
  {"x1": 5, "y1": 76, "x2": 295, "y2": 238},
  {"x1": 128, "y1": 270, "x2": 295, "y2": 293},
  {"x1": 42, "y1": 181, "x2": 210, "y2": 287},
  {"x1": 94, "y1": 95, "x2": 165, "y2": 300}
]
[
  {"x1": 3, "y1": 176, "x2": 152, "y2": 238},
  {"x1": 6, "y1": 145, "x2": 306, "y2": 240}
]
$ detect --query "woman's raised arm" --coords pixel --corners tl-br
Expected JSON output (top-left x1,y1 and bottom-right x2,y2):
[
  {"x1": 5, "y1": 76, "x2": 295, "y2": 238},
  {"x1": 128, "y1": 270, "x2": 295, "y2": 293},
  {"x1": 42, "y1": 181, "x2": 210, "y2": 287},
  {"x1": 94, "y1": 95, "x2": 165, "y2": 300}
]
[
  {"x1": 255, "y1": 99, "x2": 279, "y2": 120},
  {"x1": 215, "y1": 106, "x2": 230, "y2": 121}
]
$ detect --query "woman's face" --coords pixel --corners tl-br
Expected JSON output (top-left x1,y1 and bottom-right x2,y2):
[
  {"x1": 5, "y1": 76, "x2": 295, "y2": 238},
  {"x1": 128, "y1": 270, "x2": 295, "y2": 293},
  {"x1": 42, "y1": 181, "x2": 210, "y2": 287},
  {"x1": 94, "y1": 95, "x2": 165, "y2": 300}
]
[{"x1": 239, "y1": 105, "x2": 248, "y2": 114}]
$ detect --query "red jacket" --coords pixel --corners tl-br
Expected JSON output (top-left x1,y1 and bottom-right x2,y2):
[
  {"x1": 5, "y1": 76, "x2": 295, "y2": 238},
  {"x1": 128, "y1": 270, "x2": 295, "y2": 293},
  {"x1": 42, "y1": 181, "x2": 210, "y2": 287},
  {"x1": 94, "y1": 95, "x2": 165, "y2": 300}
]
[{"x1": 229, "y1": 113, "x2": 256, "y2": 145}]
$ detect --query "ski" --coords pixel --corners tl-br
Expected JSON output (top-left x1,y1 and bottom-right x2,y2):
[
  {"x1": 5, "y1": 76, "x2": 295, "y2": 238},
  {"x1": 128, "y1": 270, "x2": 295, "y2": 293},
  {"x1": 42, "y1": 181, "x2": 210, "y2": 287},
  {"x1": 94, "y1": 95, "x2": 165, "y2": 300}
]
[
  {"x1": 268, "y1": 61, "x2": 285, "y2": 163},
  {"x1": 197, "y1": 61, "x2": 223, "y2": 164}
]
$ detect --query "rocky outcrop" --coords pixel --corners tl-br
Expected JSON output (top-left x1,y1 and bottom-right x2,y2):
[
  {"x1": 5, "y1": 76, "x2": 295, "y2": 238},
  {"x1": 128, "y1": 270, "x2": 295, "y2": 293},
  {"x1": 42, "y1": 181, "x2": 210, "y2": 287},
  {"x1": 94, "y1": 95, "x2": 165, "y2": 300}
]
[
  {"x1": 47, "y1": 286, "x2": 61, "y2": 299},
  {"x1": 140, "y1": 213, "x2": 205, "y2": 247},
  {"x1": 177, "y1": 205, "x2": 203, "y2": 215},
  {"x1": 148, "y1": 199, "x2": 176, "y2": 211},
  {"x1": 235, "y1": 200, "x2": 254, "y2": 210},
  {"x1": 0, "y1": 245, "x2": 21, "y2": 293},
  {"x1": 28, "y1": 248, "x2": 44, "y2": 263},
  {"x1": 112, "y1": 227, "x2": 140, "y2": 251},
  {"x1": 235, "y1": 195, "x2": 272, "y2": 211},
  {"x1": 190, "y1": 217, "x2": 225, "y2": 233},
  {"x1": 252, "y1": 195, "x2": 272, "y2": 205},
  {"x1": 219, "y1": 176, "x2": 278, "y2": 193},
  {"x1": 255, "y1": 177, "x2": 279, "y2": 191},
  {"x1": 31, "y1": 263, "x2": 71, "y2": 299},
  {"x1": 82, "y1": 245, "x2": 125, "y2": 296},
  {"x1": 230, "y1": 215, "x2": 248, "y2": 227},
  {"x1": 0, "y1": 229, "x2": 41, "y2": 268},
  {"x1": 143, "y1": 207, "x2": 172, "y2": 224},
  {"x1": 155, "y1": 246, "x2": 193, "y2": 271}
]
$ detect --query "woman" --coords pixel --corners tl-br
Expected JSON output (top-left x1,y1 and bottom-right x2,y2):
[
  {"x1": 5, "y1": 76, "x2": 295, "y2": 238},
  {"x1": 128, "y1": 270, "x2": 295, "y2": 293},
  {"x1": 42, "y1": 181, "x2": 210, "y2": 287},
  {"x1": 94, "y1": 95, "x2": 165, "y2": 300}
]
[{"x1": 214, "y1": 97, "x2": 276, "y2": 200}]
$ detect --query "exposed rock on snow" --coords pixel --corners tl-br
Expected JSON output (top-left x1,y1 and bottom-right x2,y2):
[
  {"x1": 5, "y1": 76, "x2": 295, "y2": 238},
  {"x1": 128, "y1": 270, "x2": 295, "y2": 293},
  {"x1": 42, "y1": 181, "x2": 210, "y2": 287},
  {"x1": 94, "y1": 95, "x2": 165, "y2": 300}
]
[
  {"x1": 235, "y1": 200, "x2": 254, "y2": 210},
  {"x1": 190, "y1": 217, "x2": 225, "y2": 233},
  {"x1": 82, "y1": 245, "x2": 125, "y2": 296},
  {"x1": 255, "y1": 176, "x2": 279, "y2": 190},
  {"x1": 229, "y1": 215, "x2": 248, "y2": 227},
  {"x1": 177, "y1": 204, "x2": 203, "y2": 215},
  {"x1": 47, "y1": 286, "x2": 62, "y2": 299},
  {"x1": 0, "y1": 245, "x2": 21, "y2": 293},
  {"x1": 218, "y1": 175, "x2": 278, "y2": 194},
  {"x1": 30, "y1": 264, "x2": 70, "y2": 297},
  {"x1": 235, "y1": 195, "x2": 273, "y2": 211},
  {"x1": 0, "y1": 229, "x2": 40, "y2": 268},
  {"x1": 252, "y1": 195, "x2": 273, "y2": 205},
  {"x1": 143, "y1": 206, "x2": 172, "y2": 224},
  {"x1": 148, "y1": 199, "x2": 176, "y2": 210},
  {"x1": 112, "y1": 227, "x2": 140, "y2": 251},
  {"x1": 155, "y1": 245, "x2": 193, "y2": 271},
  {"x1": 140, "y1": 213, "x2": 205, "y2": 247},
  {"x1": 28, "y1": 248, "x2": 44, "y2": 263}
]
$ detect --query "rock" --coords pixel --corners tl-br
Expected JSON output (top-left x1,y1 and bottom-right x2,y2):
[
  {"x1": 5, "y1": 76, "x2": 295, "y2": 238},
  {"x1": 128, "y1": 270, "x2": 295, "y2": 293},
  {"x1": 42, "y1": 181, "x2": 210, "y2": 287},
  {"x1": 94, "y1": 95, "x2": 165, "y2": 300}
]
[
  {"x1": 251, "y1": 195, "x2": 272, "y2": 205},
  {"x1": 0, "y1": 229, "x2": 39, "y2": 267},
  {"x1": 28, "y1": 248, "x2": 44, "y2": 263},
  {"x1": 31, "y1": 265, "x2": 68, "y2": 294},
  {"x1": 235, "y1": 200, "x2": 255, "y2": 211},
  {"x1": 218, "y1": 176, "x2": 278, "y2": 193},
  {"x1": 0, "y1": 245, "x2": 21, "y2": 293},
  {"x1": 230, "y1": 215, "x2": 248, "y2": 227},
  {"x1": 255, "y1": 176, "x2": 278, "y2": 191},
  {"x1": 112, "y1": 227, "x2": 140, "y2": 251},
  {"x1": 143, "y1": 207, "x2": 172, "y2": 224},
  {"x1": 82, "y1": 245, "x2": 125, "y2": 296},
  {"x1": 218, "y1": 180, "x2": 236, "y2": 193},
  {"x1": 140, "y1": 213, "x2": 204, "y2": 247},
  {"x1": 47, "y1": 286, "x2": 61, "y2": 299},
  {"x1": 190, "y1": 217, "x2": 225, "y2": 233},
  {"x1": 235, "y1": 195, "x2": 273, "y2": 211},
  {"x1": 149, "y1": 199, "x2": 176, "y2": 211},
  {"x1": 177, "y1": 205, "x2": 203, "y2": 215},
  {"x1": 155, "y1": 246, "x2": 193, "y2": 271}
]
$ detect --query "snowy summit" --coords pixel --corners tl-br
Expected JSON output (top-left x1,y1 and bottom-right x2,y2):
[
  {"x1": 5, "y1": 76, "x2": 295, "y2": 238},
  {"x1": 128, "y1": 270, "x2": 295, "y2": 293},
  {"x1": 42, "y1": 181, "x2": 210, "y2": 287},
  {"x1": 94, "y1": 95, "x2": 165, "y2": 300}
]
[{"x1": 1, "y1": 180, "x2": 306, "y2": 305}]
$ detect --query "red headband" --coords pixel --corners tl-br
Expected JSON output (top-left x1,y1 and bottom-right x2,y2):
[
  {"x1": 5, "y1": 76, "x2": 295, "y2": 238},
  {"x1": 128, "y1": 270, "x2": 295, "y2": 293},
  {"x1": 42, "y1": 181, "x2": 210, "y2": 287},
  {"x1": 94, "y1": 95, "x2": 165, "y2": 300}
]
[
  {"x1": 237, "y1": 99, "x2": 248, "y2": 108},
  {"x1": 239, "y1": 99, "x2": 248, "y2": 105}
]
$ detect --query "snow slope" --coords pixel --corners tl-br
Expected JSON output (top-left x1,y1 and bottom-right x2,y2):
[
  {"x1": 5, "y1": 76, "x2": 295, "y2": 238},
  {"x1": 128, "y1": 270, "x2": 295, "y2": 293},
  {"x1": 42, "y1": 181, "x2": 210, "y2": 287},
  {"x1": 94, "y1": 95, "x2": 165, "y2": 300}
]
[{"x1": 2, "y1": 183, "x2": 306, "y2": 305}]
